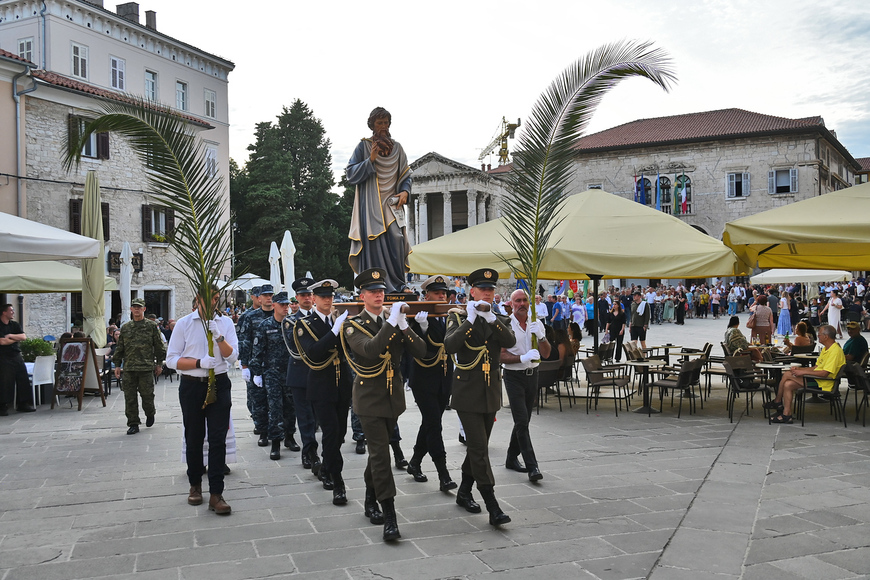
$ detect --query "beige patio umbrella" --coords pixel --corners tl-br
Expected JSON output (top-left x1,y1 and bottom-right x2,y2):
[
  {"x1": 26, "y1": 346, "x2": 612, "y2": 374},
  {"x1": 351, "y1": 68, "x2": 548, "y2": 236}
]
[
  {"x1": 410, "y1": 188, "x2": 745, "y2": 279},
  {"x1": 723, "y1": 183, "x2": 870, "y2": 270},
  {"x1": 81, "y1": 170, "x2": 106, "y2": 347}
]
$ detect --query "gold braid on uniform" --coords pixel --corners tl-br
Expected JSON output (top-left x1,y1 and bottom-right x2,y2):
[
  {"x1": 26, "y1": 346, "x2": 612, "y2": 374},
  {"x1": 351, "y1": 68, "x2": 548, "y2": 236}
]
[
  {"x1": 447, "y1": 312, "x2": 489, "y2": 378},
  {"x1": 339, "y1": 318, "x2": 392, "y2": 380},
  {"x1": 414, "y1": 333, "x2": 449, "y2": 374}
]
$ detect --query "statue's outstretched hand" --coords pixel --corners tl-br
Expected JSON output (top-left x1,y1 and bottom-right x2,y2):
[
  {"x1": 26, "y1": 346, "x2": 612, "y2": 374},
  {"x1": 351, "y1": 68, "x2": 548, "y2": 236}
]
[{"x1": 396, "y1": 191, "x2": 408, "y2": 210}]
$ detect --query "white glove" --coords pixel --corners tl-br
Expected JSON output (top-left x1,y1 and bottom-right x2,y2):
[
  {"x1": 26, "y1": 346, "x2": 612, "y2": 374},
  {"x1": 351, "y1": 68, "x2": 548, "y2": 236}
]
[
  {"x1": 199, "y1": 355, "x2": 219, "y2": 369},
  {"x1": 253, "y1": 375, "x2": 263, "y2": 387},
  {"x1": 207, "y1": 320, "x2": 223, "y2": 341},
  {"x1": 465, "y1": 301, "x2": 479, "y2": 324},
  {"x1": 332, "y1": 310, "x2": 349, "y2": 336},
  {"x1": 481, "y1": 308, "x2": 497, "y2": 323},
  {"x1": 387, "y1": 302, "x2": 406, "y2": 327},
  {"x1": 520, "y1": 349, "x2": 541, "y2": 364},
  {"x1": 528, "y1": 320, "x2": 546, "y2": 340},
  {"x1": 241, "y1": 367, "x2": 251, "y2": 382},
  {"x1": 398, "y1": 315, "x2": 409, "y2": 331},
  {"x1": 414, "y1": 311, "x2": 429, "y2": 333}
]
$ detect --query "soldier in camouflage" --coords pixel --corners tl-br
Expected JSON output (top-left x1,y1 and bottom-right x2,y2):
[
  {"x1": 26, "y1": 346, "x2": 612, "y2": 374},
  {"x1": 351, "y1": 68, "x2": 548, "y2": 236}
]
[
  {"x1": 113, "y1": 298, "x2": 166, "y2": 435},
  {"x1": 238, "y1": 285, "x2": 274, "y2": 446},
  {"x1": 250, "y1": 291, "x2": 293, "y2": 460}
]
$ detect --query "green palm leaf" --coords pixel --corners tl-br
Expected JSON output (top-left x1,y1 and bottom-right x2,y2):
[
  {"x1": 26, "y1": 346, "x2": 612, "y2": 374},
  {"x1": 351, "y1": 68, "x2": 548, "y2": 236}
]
[
  {"x1": 498, "y1": 40, "x2": 676, "y2": 320},
  {"x1": 64, "y1": 97, "x2": 230, "y2": 406}
]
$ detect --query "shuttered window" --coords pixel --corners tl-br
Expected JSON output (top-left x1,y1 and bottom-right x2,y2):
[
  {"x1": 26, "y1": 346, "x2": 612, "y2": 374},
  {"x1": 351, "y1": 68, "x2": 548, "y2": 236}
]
[
  {"x1": 142, "y1": 205, "x2": 175, "y2": 242},
  {"x1": 70, "y1": 198, "x2": 110, "y2": 240},
  {"x1": 68, "y1": 115, "x2": 109, "y2": 160},
  {"x1": 768, "y1": 168, "x2": 798, "y2": 194}
]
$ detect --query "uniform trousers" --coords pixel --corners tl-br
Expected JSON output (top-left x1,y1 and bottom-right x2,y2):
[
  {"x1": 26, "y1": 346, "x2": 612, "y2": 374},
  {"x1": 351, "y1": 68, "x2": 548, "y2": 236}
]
[
  {"x1": 262, "y1": 377, "x2": 284, "y2": 441},
  {"x1": 246, "y1": 379, "x2": 267, "y2": 432},
  {"x1": 283, "y1": 385, "x2": 296, "y2": 439},
  {"x1": 356, "y1": 414, "x2": 398, "y2": 501},
  {"x1": 0, "y1": 352, "x2": 33, "y2": 407},
  {"x1": 311, "y1": 398, "x2": 349, "y2": 478},
  {"x1": 350, "y1": 408, "x2": 365, "y2": 441},
  {"x1": 179, "y1": 373, "x2": 231, "y2": 494},
  {"x1": 456, "y1": 410, "x2": 496, "y2": 486},
  {"x1": 503, "y1": 369, "x2": 539, "y2": 470},
  {"x1": 122, "y1": 370, "x2": 155, "y2": 426},
  {"x1": 289, "y1": 386, "x2": 318, "y2": 456},
  {"x1": 410, "y1": 384, "x2": 449, "y2": 460}
]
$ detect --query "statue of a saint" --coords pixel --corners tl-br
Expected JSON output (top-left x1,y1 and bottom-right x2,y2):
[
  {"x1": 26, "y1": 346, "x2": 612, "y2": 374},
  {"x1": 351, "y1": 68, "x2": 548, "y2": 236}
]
[{"x1": 347, "y1": 107, "x2": 412, "y2": 293}]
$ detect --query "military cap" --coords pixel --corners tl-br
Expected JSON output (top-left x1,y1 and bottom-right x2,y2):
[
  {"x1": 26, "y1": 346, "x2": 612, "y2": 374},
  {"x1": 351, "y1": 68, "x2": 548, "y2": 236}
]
[
  {"x1": 292, "y1": 277, "x2": 315, "y2": 294},
  {"x1": 355, "y1": 268, "x2": 388, "y2": 291},
  {"x1": 310, "y1": 279, "x2": 339, "y2": 297},
  {"x1": 421, "y1": 275, "x2": 450, "y2": 293},
  {"x1": 259, "y1": 284, "x2": 275, "y2": 295},
  {"x1": 251, "y1": 286, "x2": 261, "y2": 296},
  {"x1": 273, "y1": 292, "x2": 290, "y2": 304},
  {"x1": 131, "y1": 298, "x2": 146, "y2": 307},
  {"x1": 290, "y1": 296, "x2": 298, "y2": 304},
  {"x1": 468, "y1": 268, "x2": 498, "y2": 288}
]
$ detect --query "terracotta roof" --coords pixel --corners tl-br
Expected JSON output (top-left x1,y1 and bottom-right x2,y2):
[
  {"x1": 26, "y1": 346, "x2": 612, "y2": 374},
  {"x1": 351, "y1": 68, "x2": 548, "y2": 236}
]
[
  {"x1": 857, "y1": 157, "x2": 870, "y2": 172},
  {"x1": 0, "y1": 47, "x2": 34, "y2": 65},
  {"x1": 31, "y1": 70, "x2": 213, "y2": 128},
  {"x1": 574, "y1": 108, "x2": 825, "y2": 152},
  {"x1": 487, "y1": 164, "x2": 513, "y2": 175}
]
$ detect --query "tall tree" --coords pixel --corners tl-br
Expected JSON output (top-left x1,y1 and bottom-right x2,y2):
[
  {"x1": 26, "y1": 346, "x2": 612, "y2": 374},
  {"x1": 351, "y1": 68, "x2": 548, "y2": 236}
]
[{"x1": 232, "y1": 100, "x2": 352, "y2": 287}]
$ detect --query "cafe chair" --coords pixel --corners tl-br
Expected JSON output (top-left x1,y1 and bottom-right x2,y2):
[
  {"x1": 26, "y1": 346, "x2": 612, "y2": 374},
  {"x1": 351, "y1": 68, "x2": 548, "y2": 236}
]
[
  {"x1": 581, "y1": 355, "x2": 630, "y2": 417},
  {"x1": 536, "y1": 360, "x2": 575, "y2": 413},
  {"x1": 722, "y1": 360, "x2": 774, "y2": 423},
  {"x1": 649, "y1": 359, "x2": 703, "y2": 418},
  {"x1": 794, "y1": 365, "x2": 847, "y2": 428},
  {"x1": 30, "y1": 355, "x2": 56, "y2": 407},
  {"x1": 843, "y1": 363, "x2": 870, "y2": 426}
]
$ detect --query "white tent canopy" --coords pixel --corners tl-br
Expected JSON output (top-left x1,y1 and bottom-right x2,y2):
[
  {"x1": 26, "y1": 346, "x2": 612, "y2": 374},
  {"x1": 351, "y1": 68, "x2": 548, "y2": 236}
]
[
  {"x1": 749, "y1": 269, "x2": 852, "y2": 285},
  {"x1": 221, "y1": 273, "x2": 270, "y2": 291},
  {"x1": 0, "y1": 212, "x2": 101, "y2": 262}
]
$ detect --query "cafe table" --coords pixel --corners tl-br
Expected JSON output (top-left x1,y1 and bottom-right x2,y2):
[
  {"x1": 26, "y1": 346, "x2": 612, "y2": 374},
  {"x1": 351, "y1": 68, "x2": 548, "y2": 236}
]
[
  {"x1": 647, "y1": 344, "x2": 682, "y2": 366},
  {"x1": 626, "y1": 360, "x2": 665, "y2": 415},
  {"x1": 754, "y1": 361, "x2": 791, "y2": 387}
]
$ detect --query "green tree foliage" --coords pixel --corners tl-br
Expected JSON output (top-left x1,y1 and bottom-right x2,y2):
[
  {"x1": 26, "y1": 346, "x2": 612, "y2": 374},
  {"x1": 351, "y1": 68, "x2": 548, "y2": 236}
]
[{"x1": 232, "y1": 100, "x2": 353, "y2": 286}]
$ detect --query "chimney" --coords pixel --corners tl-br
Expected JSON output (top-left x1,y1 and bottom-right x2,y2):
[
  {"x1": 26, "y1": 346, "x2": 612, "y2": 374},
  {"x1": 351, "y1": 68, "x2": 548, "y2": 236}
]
[
  {"x1": 487, "y1": 164, "x2": 491, "y2": 172},
  {"x1": 145, "y1": 10, "x2": 156, "y2": 30},
  {"x1": 116, "y1": 2, "x2": 139, "y2": 24},
  {"x1": 481, "y1": 164, "x2": 486, "y2": 171}
]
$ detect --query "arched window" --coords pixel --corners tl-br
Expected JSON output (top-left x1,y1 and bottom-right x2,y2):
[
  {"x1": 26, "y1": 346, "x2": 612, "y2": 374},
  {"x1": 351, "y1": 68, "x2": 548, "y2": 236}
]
[
  {"x1": 636, "y1": 178, "x2": 652, "y2": 204},
  {"x1": 658, "y1": 176, "x2": 672, "y2": 212},
  {"x1": 674, "y1": 175, "x2": 692, "y2": 215}
]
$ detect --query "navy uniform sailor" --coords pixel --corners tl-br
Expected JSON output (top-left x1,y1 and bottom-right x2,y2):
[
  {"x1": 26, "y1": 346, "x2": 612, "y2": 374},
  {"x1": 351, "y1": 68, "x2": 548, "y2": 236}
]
[
  {"x1": 238, "y1": 284, "x2": 273, "y2": 446},
  {"x1": 342, "y1": 267, "x2": 426, "y2": 541},
  {"x1": 444, "y1": 267, "x2": 516, "y2": 526},
  {"x1": 295, "y1": 279, "x2": 353, "y2": 505}
]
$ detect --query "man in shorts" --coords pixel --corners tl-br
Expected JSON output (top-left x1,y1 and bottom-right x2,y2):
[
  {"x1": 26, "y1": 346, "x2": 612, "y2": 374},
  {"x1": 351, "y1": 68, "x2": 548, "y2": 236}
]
[{"x1": 629, "y1": 292, "x2": 650, "y2": 350}]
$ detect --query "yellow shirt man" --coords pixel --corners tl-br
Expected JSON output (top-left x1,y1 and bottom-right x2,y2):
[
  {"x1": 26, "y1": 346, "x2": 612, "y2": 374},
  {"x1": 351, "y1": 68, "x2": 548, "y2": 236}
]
[{"x1": 812, "y1": 342, "x2": 845, "y2": 391}]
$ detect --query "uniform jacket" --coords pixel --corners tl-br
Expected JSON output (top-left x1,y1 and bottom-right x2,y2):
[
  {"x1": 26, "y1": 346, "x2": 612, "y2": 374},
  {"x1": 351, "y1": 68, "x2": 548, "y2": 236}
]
[
  {"x1": 343, "y1": 309, "x2": 425, "y2": 419},
  {"x1": 249, "y1": 315, "x2": 290, "y2": 384},
  {"x1": 444, "y1": 311, "x2": 516, "y2": 414},
  {"x1": 284, "y1": 309, "x2": 312, "y2": 388},
  {"x1": 295, "y1": 311, "x2": 352, "y2": 403},
  {"x1": 408, "y1": 315, "x2": 453, "y2": 396},
  {"x1": 237, "y1": 307, "x2": 270, "y2": 367},
  {"x1": 113, "y1": 318, "x2": 165, "y2": 372}
]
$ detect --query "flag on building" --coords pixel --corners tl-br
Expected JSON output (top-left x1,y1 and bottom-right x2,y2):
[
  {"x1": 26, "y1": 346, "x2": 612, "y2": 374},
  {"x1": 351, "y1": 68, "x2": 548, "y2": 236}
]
[
  {"x1": 639, "y1": 173, "x2": 646, "y2": 205},
  {"x1": 655, "y1": 171, "x2": 661, "y2": 211},
  {"x1": 680, "y1": 171, "x2": 688, "y2": 214}
]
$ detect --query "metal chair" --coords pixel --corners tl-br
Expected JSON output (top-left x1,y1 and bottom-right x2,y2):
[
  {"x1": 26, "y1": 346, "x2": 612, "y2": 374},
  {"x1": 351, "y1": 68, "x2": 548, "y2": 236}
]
[
  {"x1": 722, "y1": 360, "x2": 774, "y2": 423},
  {"x1": 843, "y1": 362, "x2": 870, "y2": 426},
  {"x1": 794, "y1": 365, "x2": 847, "y2": 428},
  {"x1": 581, "y1": 355, "x2": 630, "y2": 417}
]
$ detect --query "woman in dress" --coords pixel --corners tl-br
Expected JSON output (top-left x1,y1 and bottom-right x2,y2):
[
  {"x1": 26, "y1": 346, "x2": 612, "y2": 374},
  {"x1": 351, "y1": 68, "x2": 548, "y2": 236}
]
[
  {"x1": 605, "y1": 302, "x2": 627, "y2": 361},
  {"x1": 749, "y1": 295, "x2": 774, "y2": 345},
  {"x1": 820, "y1": 289, "x2": 843, "y2": 338},
  {"x1": 662, "y1": 290, "x2": 675, "y2": 323},
  {"x1": 675, "y1": 291, "x2": 687, "y2": 325},
  {"x1": 776, "y1": 291, "x2": 792, "y2": 336}
]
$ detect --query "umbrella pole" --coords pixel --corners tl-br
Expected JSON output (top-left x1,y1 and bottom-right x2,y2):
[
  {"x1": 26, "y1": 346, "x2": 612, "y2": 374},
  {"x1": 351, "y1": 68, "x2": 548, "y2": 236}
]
[{"x1": 590, "y1": 276, "x2": 601, "y2": 353}]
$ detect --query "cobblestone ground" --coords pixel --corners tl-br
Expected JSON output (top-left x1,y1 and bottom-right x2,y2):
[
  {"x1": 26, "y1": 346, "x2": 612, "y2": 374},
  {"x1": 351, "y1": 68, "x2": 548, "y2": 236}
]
[{"x1": 1, "y1": 313, "x2": 869, "y2": 580}]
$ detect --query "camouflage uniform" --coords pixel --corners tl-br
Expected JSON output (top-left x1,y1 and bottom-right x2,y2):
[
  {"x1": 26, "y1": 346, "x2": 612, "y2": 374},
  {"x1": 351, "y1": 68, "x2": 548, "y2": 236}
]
[
  {"x1": 113, "y1": 318, "x2": 165, "y2": 427},
  {"x1": 238, "y1": 307, "x2": 270, "y2": 433},
  {"x1": 250, "y1": 315, "x2": 291, "y2": 442}
]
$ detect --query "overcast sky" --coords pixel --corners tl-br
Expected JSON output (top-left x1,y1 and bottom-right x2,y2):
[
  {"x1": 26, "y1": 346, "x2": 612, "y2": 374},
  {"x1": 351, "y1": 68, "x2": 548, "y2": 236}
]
[{"x1": 144, "y1": 0, "x2": 870, "y2": 182}]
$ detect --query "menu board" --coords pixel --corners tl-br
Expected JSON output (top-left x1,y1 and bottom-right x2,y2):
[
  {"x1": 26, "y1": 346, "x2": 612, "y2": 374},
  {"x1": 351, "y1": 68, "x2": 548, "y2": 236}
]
[{"x1": 52, "y1": 338, "x2": 105, "y2": 410}]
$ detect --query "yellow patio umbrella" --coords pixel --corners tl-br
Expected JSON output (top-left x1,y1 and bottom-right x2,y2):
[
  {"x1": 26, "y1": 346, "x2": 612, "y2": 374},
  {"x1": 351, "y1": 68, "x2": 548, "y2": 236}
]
[
  {"x1": 723, "y1": 183, "x2": 870, "y2": 270},
  {"x1": 410, "y1": 189, "x2": 745, "y2": 279},
  {"x1": 81, "y1": 170, "x2": 106, "y2": 347}
]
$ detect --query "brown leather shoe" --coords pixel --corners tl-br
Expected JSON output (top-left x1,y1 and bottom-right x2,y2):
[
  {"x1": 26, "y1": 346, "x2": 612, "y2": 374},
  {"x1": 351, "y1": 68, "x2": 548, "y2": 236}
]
[
  {"x1": 208, "y1": 493, "x2": 231, "y2": 515},
  {"x1": 187, "y1": 485, "x2": 203, "y2": 506}
]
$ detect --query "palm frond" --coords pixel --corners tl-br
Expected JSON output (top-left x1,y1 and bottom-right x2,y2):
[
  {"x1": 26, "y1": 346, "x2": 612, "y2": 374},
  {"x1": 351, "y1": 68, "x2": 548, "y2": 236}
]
[
  {"x1": 500, "y1": 40, "x2": 676, "y2": 318},
  {"x1": 64, "y1": 97, "x2": 230, "y2": 405}
]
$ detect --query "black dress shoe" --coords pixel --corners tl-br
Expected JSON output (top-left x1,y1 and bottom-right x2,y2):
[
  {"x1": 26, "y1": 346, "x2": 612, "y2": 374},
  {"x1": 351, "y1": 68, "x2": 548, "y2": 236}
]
[
  {"x1": 145, "y1": 415, "x2": 155, "y2": 427},
  {"x1": 406, "y1": 463, "x2": 428, "y2": 482},
  {"x1": 270, "y1": 440, "x2": 281, "y2": 460},
  {"x1": 257, "y1": 434, "x2": 269, "y2": 447},
  {"x1": 310, "y1": 455, "x2": 322, "y2": 477},
  {"x1": 127, "y1": 425, "x2": 139, "y2": 435},
  {"x1": 253, "y1": 428, "x2": 261, "y2": 435},
  {"x1": 332, "y1": 487, "x2": 347, "y2": 505},
  {"x1": 458, "y1": 433, "x2": 466, "y2": 445},
  {"x1": 223, "y1": 465, "x2": 231, "y2": 475},
  {"x1": 455, "y1": 490, "x2": 482, "y2": 513},
  {"x1": 364, "y1": 488, "x2": 384, "y2": 524},
  {"x1": 490, "y1": 512, "x2": 512, "y2": 526},
  {"x1": 17, "y1": 405, "x2": 36, "y2": 413},
  {"x1": 321, "y1": 473, "x2": 334, "y2": 490},
  {"x1": 505, "y1": 456, "x2": 528, "y2": 473},
  {"x1": 355, "y1": 439, "x2": 366, "y2": 454},
  {"x1": 284, "y1": 434, "x2": 300, "y2": 451},
  {"x1": 528, "y1": 467, "x2": 543, "y2": 482},
  {"x1": 302, "y1": 453, "x2": 312, "y2": 470}
]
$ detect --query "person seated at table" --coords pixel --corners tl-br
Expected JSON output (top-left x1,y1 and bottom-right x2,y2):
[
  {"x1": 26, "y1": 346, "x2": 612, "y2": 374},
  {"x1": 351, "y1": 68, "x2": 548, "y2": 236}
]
[
  {"x1": 782, "y1": 321, "x2": 812, "y2": 354},
  {"x1": 843, "y1": 321, "x2": 868, "y2": 363},
  {"x1": 567, "y1": 322, "x2": 582, "y2": 356},
  {"x1": 724, "y1": 316, "x2": 762, "y2": 362},
  {"x1": 764, "y1": 324, "x2": 845, "y2": 424}
]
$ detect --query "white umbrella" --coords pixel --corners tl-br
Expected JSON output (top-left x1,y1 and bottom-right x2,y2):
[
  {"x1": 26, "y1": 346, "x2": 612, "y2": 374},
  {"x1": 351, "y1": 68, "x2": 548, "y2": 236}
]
[
  {"x1": 0, "y1": 212, "x2": 100, "y2": 262},
  {"x1": 81, "y1": 171, "x2": 106, "y2": 348},
  {"x1": 119, "y1": 241, "x2": 134, "y2": 324},
  {"x1": 280, "y1": 230, "x2": 296, "y2": 297},
  {"x1": 223, "y1": 273, "x2": 270, "y2": 291},
  {"x1": 749, "y1": 269, "x2": 851, "y2": 285},
  {"x1": 268, "y1": 241, "x2": 282, "y2": 292}
]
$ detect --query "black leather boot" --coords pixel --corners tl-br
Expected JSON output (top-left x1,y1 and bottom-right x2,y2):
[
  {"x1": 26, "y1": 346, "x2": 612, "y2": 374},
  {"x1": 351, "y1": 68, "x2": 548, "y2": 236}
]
[
  {"x1": 391, "y1": 441, "x2": 408, "y2": 469},
  {"x1": 434, "y1": 456, "x2": 457, "y2": 491},
  {"x1": 332, "y1": 474, "x2": 347, "y2": 505},
  {"x1": 406, "y1": 462, "x2": 428, "y2": 482},
  {"x1": 321, "y1": 471, "x2": 334, "y2": 490},
  {"x1": 381, "y1": 497, "x2": 401, "y2": 541},
  {"x1": 257, "y1": 433, "x2": 269, "y2": 447},
  {"x1": 455, "y1": 473, "x2": 481, "y2": 513},
  {"x1": 479, "y1": 485, "x2": 511, "y2": 526},
  {"x1": 364, "y1": 488, "x2": 384, "y2": 524},
  {"x1": 269, "y1": 439, "x2": 281, "y2": 460}
]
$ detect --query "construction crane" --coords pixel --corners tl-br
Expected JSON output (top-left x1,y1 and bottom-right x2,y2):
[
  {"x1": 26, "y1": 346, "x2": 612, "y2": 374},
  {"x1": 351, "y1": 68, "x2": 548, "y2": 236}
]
[{"x1": 479, "y1": 116, "x2": 521, "y2": 166}]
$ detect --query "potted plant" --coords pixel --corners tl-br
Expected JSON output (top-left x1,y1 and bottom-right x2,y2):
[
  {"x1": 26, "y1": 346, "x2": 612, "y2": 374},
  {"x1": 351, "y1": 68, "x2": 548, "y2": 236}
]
[{"x1": 20, "y1": 338, "x2": 56, "y2": 362}]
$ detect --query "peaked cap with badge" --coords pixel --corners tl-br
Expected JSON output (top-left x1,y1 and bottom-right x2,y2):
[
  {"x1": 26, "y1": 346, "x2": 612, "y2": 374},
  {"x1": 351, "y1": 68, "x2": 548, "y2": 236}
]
[
  {"x1": 292, "y1": 278, "x2": 315, "y2": 294},
  {"x1": 421, "y1": 275, "x2": 450, "y2": 293},
  {"x1": 355, "y1": 268, "x2": 388, "y2": 291},
  {"x1": 310, "y1": 279, "x2": 339, "y2": 297},
  {"x1": 468, "y1": 268, "x2": 498, "y2": 289}
]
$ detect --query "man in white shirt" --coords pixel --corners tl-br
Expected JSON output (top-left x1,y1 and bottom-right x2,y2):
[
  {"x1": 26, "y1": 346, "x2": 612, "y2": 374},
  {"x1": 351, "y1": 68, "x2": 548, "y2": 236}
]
[
  {"x1": 534, "y1": 294, "x2": 549, "y2": 322},
  {"x1": 500, "y1": 289, "x2": 550, "y2": 482},
  {"x1": 167, "y1": 290, "x2": 239, "y2": 515}
]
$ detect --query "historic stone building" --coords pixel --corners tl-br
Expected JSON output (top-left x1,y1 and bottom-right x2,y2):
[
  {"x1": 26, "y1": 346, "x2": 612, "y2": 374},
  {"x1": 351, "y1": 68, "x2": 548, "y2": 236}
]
[
  {"x1": 0, "y1": 0, "x2": 234, "y2": 336},
  {"x1": 856, "y1": 157, "x2": 869, "y2": 185}
]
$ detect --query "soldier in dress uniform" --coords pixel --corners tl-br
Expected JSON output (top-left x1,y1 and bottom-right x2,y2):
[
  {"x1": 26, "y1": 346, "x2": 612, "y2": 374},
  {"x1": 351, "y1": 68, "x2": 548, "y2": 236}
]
[
  {"x1": 249, "y1": 291, "x2": 292, "y2": 460},
  {"x1": 406, "y1": 275, "x2": 457, "y2": 491},
  {"x1": 444, "y1": 268, "x2": 516, "y2": 527},
  {"x1": 238, "y1": 285, "x2": 273, "y2": 445},
  {"x1": 236, "y1": 286, "x2": 262, "y2": 432},
  {"x1": 295, "y1": 279, "x2": 352, "y2": 505},
  {"x1": 284, "y1": 278, "x2": 321, "y2": 474},
  {"x1": 342, "y1": 267, "x2": 426, "y2": 541}
]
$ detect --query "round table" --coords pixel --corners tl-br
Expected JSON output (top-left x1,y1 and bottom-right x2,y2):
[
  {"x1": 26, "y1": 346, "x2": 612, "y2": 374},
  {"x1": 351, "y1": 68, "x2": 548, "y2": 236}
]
[
  {"x1": 648, "y1": 344, "x2": 682, "y2": 366},
  {"x1": 627, "y1": 360, "x2": 664, "y2": 415}
]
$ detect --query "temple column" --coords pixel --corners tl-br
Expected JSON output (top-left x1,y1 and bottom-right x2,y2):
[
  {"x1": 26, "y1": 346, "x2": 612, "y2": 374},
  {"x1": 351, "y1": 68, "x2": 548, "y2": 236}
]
[
  {"x1": 407, "y1": 195, "x2": 416, "y2": 246},
  {"x1": 467, "y1": 189, "x2": 477, "y2": 227},
  {"x1": 477, "y1": 193, "x2": 486, "y2": 225},
  {"x1": 418, "y1": 193, "x2": 429, "y2": 244},
  {"x1": 442, "y1": 192, "x2": 452, "y2": 236}
]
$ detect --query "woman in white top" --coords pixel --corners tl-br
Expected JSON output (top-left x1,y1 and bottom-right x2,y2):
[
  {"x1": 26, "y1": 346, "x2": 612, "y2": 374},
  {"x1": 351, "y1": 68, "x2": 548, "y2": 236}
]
[
  {"x1": 776, "y1": 292, "x2": 792, "y2": 336},
  {"x1": 820, "y1": 289, "x2": 843, "y2": 338}
]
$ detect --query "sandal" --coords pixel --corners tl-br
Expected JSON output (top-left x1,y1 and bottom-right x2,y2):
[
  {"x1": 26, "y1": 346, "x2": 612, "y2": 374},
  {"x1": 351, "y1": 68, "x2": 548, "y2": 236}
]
[
  {"x1": 770, "y1": 414, "x2": 793, "y2": 424},
  {"x1": 762, "y1": 400, "x2": 783, "y2": 410}
]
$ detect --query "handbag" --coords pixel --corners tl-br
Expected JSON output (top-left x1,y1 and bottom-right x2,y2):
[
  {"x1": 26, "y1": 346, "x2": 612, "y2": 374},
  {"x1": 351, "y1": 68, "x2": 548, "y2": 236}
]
[
  {"x1": 603, "y1": 331, "x2": 611, "y2": 343},
  {"x1": 746, "y1": 313, "x2": 756, "y2": 329}
]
